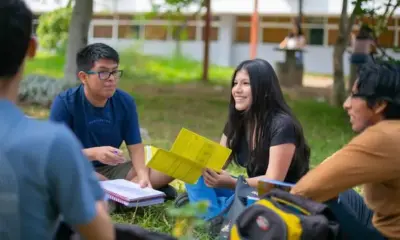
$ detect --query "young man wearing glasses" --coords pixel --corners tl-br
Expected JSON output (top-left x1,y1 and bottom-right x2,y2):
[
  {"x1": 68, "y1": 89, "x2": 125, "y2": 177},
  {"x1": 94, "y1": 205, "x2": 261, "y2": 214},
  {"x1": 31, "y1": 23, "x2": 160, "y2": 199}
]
[
  {"x1": 291, "y1": 63, "x2": 400, "y2": 239},
  {"x1": 50, "y1": 43, "x2": 175, "y2": 198}
]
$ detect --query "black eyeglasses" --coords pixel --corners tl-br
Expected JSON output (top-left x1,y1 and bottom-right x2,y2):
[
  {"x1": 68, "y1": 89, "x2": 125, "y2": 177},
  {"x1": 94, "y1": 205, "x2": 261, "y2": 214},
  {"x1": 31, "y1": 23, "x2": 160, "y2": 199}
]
[
  {"x1": 86, "y1": 70, "x2": 123, "y2": 80},
  {"x1": 349, "y1": 92, "x2": 396, "y2": 102}
]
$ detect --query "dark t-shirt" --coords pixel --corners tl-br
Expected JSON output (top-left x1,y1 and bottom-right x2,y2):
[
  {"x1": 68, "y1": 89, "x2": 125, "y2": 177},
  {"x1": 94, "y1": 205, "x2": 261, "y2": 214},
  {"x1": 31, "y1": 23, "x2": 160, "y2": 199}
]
[
  {"x1": 49, "y1": 85, "x2": 142, "y2": 168},
  {"x1": 224, "y1": 113, "x2": 309, "y2": 183}
]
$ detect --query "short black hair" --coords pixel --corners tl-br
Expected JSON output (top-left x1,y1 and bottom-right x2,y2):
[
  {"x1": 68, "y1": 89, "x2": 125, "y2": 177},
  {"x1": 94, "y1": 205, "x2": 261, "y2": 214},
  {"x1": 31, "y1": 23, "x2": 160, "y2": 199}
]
[
  {"x1": 356, "y1": 24, "x2": 373, "y2": 40},
  {"x1": 357, "y1": 62, "x2": 400, "y2": 119},
  {"x1": 0, "y1": 0, "x2": 33, "y2": 79},
  {"x1": 76, "y1": 43, "x2": 119, "y2": 72}
]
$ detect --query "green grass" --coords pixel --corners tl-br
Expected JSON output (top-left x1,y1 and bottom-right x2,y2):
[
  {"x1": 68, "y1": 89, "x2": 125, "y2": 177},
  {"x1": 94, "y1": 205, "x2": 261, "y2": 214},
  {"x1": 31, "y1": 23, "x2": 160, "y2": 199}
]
[
  {"x1": 22, "y1": 51, "x2": 353, "y2": 239},
  {"x1": 25, "y1": 52, "x2": 66, "y2": 79}
]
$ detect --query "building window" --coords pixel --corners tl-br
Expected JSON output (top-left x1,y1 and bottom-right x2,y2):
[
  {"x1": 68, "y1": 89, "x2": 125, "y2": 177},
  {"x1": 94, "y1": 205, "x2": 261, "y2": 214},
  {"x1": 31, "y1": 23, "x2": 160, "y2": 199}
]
[
  {"x1": 262, "y1": 28, "x2": 289, "y2": 43},
  {"x1": 118, "y1": 25, "x2": 141, "y2": 39},
  {"x1": 376, "y1": 30, "x2": 394, "y2": 48},
  {"x1": 235, "y1": 26, "x2": 250, "y2": 43},
  {"x1": 172, "y1": 25, "x2": 196, "y2": 41},
  {"x1": 304, "y1": 17, "x2": 325, "y2": 46},
  {"x1": 328, "y1": 29, "x2": 338, "y2": 45},
  {"x1": 308, "y1": 28, "x2": 324, "y2": 45},
  {"x1": 236, "y1": 15, "x2": 251, "y2": 23},
  {"x1": 202, "y1": 27, "x2": 219, "y2": 41},
  {"x1": 144, "y1": 25, "x2": 168, "y2": 40},
  {"x1": 93, "y1": 25, "x2": 113, "y2": 38}
]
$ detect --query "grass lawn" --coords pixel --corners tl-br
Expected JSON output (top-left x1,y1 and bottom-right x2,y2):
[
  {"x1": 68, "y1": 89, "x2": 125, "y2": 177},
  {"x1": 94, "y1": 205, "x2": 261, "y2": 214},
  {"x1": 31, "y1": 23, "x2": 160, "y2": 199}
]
[{"x1": 22, "y1": 52, "x2": 354, "y2": 239}]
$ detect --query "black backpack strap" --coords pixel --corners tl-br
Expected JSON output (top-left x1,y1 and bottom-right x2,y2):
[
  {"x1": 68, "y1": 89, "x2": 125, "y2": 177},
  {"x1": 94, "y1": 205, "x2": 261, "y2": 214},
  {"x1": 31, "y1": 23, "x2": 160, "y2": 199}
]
[{"x1": 266, "y1": 189, "x2": 330, "y2": 215}]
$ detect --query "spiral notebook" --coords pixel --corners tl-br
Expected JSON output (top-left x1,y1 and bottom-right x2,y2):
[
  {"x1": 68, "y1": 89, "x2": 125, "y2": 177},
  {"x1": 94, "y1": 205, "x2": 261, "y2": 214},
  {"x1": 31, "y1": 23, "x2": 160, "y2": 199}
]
[{"x1": 101, "y1": 179, "x2": 166, "y2": 207}]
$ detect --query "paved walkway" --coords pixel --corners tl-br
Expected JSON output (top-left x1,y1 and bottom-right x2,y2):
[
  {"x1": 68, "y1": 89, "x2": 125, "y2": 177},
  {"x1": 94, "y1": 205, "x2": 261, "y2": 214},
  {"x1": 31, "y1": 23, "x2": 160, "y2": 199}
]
[{"x1": 303, "y1": 75, "x2": 333, "y2": 88}]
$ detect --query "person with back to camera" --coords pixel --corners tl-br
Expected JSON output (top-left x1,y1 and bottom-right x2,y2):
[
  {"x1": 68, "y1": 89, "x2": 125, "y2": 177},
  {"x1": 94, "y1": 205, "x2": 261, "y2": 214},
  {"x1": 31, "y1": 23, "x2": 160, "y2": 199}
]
[
  {"x1": 184, "y1": 58, "x2": 311, "y2": 220},
  {"x1": 0, "y1": 1, "x2": 114, "y2": 239},
  {"x1": 291, "y1": 63, "x2": 400, "y2": 240}
]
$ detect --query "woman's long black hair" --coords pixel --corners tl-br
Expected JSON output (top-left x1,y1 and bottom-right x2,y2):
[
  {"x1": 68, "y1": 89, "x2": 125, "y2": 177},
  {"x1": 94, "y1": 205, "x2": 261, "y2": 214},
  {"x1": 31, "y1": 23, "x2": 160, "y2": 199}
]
[
  {"x1": 356, "y1": 24, "x2": 373, "y2": 40},
  {"x1": 288, "y1": 18, "x2": 303, "y2": 38},
  {"x1": 225, "y1": 59, "x2": 310, "y2": 180}
]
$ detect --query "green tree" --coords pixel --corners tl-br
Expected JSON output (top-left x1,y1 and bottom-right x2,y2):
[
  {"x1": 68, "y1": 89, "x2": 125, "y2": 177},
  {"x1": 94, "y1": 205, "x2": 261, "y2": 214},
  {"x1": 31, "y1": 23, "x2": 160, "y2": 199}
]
[
  {"x1": 359, "y1": 0, "x2": 400, "y2": 64},
  {"x1": 167, "y1": 201, "x2": 208, "y2": 239},
  {"x1": 64, "y1": 0, "x2": 93, "y2": 82},
  {"x1": 150, "y1": 0, "x2": 205, "y2": 56},
  {"x1": 331, "y1": 0, "x2": 399, "y2": 106},
  {"x1": 36, "y1": 7, "x2": 72, "y2": 54},
  {"x1": 360, "y1": 0, "x2": 400, "y2": 38},
  {"x1": 331, "y1": 0, "x2": 362, "y2": 106}
]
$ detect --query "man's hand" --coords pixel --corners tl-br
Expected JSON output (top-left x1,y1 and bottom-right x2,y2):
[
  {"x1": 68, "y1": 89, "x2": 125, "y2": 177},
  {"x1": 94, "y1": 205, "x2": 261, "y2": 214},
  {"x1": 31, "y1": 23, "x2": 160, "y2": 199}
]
[
  {"x1": 203, "y1": 169, "x2": 236, "y2": 189},
  {"x1": 93, "y1": 146, "x2": 125, "y2": 166},
  {"x1": 131, "y1": 174, "x2": 152, "y2": 189},
  {"x1": 138, "y1": 176, "x2": 152, "y2": 189}
]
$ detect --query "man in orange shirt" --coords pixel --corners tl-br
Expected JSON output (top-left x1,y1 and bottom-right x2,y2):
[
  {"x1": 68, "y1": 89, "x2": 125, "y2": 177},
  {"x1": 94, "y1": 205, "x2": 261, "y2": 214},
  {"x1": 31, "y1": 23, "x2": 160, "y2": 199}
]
[{"x1": 291, "y1": 63, "x2": 400, "y2": 240}]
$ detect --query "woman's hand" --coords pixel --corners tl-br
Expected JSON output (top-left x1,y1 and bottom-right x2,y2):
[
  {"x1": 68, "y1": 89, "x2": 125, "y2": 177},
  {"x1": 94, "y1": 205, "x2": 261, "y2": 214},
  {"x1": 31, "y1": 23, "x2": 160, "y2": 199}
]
[{"x1": 203, "y1": 169, "x2": 236, "y2": 189}]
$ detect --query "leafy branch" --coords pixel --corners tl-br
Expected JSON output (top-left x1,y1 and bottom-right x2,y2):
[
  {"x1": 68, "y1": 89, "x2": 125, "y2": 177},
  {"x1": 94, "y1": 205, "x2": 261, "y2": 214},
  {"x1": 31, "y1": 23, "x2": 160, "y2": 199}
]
[{"x1": 167, "y1": 201, "x2": 209, "y2": 240}]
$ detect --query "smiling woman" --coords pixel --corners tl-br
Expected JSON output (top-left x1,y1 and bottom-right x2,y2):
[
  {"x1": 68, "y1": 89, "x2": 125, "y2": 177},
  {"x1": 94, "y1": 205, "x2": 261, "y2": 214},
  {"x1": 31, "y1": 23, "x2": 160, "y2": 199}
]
[
  {"x1": 231, "y1": 69, "x2": 252, "y2": 111},
  {"x1": 184, "y1": 58, "x2": 311, "y2": 221}
]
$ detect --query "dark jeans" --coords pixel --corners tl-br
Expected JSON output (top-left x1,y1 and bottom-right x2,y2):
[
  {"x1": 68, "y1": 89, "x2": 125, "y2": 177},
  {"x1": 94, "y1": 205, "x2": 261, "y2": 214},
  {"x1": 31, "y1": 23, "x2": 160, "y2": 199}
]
[
  {"x1": 326, "y1": 189, "x2": 386, "y2": 240},
  {"x1": 350, "y1": 53, "x2": 372, "y2": 65}
]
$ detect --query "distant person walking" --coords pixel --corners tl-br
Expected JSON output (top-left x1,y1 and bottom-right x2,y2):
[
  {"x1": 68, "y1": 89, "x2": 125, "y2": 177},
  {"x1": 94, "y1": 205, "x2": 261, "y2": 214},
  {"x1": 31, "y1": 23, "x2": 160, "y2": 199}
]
[{"x1": 348, "y1": 24, "x2": 376, "y2": 90}]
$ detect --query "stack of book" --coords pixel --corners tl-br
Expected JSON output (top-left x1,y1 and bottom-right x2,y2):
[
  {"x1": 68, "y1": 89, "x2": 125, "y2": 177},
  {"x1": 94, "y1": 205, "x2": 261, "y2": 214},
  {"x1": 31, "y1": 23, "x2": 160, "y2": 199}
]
[{"x1": 101, "y1": 179, "x2": 166, "y2": 207}]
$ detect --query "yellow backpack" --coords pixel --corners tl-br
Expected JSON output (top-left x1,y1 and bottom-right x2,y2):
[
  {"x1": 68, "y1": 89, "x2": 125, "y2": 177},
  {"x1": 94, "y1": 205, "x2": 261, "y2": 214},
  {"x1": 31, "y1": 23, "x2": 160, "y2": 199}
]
[{"x1": 229, "y1": 189, "x2": 340, "y2": 240}]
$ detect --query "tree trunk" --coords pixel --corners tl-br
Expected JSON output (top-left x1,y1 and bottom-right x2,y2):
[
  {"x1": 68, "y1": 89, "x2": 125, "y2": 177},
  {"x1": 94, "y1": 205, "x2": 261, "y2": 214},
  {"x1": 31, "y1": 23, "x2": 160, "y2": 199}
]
[
  {"x1": 173, "y1": 25, "x2": 185, "y2": 57},
  {"x1": 64, "y1": 0, "x2": 93, "y2": 82},
  {"x1": 202, "y1": 0, "x2": 211, "y2": 82},
  {"x1": 66, "y1": 0, "x2": 73, "y2": 8},
  {"x1": 332, "y1": 41, "x2": 347, "y2": 106},
  {"x1": 331, "y1": 0, "x2": 361, "y2": 106}
]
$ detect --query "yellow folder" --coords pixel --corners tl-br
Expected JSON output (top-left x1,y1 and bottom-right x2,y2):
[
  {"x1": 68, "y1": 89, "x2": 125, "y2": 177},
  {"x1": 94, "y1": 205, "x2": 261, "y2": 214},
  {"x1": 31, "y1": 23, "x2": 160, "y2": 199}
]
[{"x1": 145, "y1": 128, "x2": 232, "y2": 184}]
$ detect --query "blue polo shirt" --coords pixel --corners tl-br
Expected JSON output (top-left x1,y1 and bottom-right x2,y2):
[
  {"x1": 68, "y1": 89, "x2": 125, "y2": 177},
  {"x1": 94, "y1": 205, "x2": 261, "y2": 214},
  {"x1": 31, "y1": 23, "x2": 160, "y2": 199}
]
[
  {"x1": 0, "y1": 99, "x2": 104, "y2": 239},
  {"x1": 49, "y1": 84, "x2": 142, "y2": 167}
]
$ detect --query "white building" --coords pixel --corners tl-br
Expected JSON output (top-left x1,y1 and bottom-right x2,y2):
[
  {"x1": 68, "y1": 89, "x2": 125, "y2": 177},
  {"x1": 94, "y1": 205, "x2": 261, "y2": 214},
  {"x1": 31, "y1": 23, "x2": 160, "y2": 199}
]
[{"x1": 27, "y1": 0, "x2": 400, "y2": 75}]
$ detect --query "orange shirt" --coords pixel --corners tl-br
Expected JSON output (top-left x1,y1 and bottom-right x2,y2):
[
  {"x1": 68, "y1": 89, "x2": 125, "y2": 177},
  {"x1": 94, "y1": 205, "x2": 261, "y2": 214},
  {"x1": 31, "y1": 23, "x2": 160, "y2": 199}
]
[{"x1": 291, "y1": 121, "x2": 400, "y2": 239}]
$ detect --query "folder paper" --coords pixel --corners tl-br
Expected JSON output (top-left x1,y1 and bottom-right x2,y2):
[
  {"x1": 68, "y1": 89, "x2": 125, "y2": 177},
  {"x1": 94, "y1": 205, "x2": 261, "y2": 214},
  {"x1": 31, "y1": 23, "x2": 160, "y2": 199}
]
[{"x1": 145, "y1": 128, "x2": 232, "y2": 184}]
